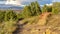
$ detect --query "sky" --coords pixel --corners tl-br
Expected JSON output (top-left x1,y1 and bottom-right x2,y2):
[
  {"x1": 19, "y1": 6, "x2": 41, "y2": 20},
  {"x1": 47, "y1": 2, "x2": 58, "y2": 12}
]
[{"x1": 0, "y1": 0, "x2": 60, "y2": 6}]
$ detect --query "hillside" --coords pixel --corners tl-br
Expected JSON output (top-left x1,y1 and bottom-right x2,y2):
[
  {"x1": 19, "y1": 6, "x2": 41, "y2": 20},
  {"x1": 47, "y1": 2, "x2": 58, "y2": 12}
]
[
  {"x1": 0, "y1": 1, "x2": 60, "y2": 34},
  {"x1": 13, "y1": 12, "x2": 60, "y2": 34}
]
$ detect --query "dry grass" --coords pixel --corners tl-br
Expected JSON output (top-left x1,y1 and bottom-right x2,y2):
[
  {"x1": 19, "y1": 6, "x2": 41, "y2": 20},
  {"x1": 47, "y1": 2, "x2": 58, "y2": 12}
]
[
  {"x1": 0, "y1": 20, "x2": 17, "y2": 34},
  {"x1": 13, "y1": 13, "x2": 60, "y2": 34},
  {"x1": 37, "y1": 12, "x2": 51, "y2": 25}
]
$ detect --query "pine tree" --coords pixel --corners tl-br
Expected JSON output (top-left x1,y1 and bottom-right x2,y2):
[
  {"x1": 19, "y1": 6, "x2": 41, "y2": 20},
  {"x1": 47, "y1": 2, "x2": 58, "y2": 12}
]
[
  {"x1": 52, "y1": 2, "x2": 60, "y2": 14},
  {"x1": 35, "y1": 1, "x2": 41, "y2": 15},
  {"x1": 22, "y1": 6, "x2": 31, "y2": 18},
  {"x1": 42, "y1": 5, "x2": 48, "y2": 13},
  {"x1": 22, "y1": 1, "x2": 42, "y2": 18},
  {"x1": 42, "y1": 5, "x2": 52, "y2": 13}
]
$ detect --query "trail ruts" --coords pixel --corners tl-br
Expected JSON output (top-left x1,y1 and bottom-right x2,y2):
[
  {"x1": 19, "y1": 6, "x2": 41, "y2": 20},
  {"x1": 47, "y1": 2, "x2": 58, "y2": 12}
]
[{"x1": 13, "y1": 20, "x2": 28, "y2": 34}]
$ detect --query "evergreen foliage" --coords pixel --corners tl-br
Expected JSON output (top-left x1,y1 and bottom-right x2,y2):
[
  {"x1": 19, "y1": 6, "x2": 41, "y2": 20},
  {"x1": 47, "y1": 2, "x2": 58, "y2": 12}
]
[
  {"x1": 42, "y1": 5, "x2": 52, "y2": 13},
  {"x1": 52, "y1": 2, "x2": 60, "y2": 14},
  {"x1": 22, "y1": 1, "x2": 42, "y2": 18}
]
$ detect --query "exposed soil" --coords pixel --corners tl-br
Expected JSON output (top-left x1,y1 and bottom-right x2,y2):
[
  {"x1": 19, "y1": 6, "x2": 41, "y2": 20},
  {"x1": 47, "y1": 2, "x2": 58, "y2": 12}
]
[{"x1": 13, "y1": 12, "x2": 60, "y2": 34}]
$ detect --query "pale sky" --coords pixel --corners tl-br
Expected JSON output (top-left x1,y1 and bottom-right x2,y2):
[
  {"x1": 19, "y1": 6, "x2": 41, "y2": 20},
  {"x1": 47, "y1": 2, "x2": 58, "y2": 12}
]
[{"x1": 0, "y1": 0, "x2": 60, "y2": 5}]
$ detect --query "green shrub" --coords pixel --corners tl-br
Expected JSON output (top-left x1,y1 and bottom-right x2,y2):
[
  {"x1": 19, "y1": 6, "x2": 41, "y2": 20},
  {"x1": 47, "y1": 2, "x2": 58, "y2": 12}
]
[
  {"x1": 0, "y1": 11, "x2": 5, "y2": 22},
  {"x1": 22, "y1": 1, "x2": 42, "y2": 18},
  {"x1": 0, "y1": 20, "x2": 17, "y2": 34},
  {"x1": 0, "y1": 10, "x2": 19, "y2": 34}
]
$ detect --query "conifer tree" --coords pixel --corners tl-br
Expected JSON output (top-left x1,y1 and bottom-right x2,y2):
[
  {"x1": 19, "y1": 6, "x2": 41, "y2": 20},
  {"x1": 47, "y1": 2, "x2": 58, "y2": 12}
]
[
  {"x1": 42, "y1": 5, "x2": 48, "y2": 13},
  {"x1": 22, "y1": 1, "x2": 42, "y2": 18},
  {"x1": 35, "y1": 1, "x2": 41, "y2": 15},
  {"x1": 52, "y1": 2, "x2": 60, "y2": 14}
]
